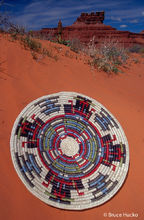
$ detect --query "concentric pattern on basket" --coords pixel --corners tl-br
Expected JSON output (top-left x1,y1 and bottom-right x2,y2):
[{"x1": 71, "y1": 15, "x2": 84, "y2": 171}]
[{"x1": 10, "y1": 92, "x2": 129, "y2": 210}]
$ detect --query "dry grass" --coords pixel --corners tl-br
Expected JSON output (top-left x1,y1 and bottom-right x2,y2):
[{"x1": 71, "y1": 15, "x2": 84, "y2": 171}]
[
  {"x1": 1, "y1": 12, "x2": 144, "y2": 71},
  {"x1": 87, "y1": 37, "x2": 129, "y2": 74},
  {"x1": 14, "y1": 34, "x2": 58, "y2": 61},
  {"x1": 21, "y1": 36, "x2": 42, "y2": 52},
  {"x1": 128, "y1": 44, "x2": 144, "y2": 54},
  {"x1": 0, "y1": 14, "x2": 58, "y2": 61}
]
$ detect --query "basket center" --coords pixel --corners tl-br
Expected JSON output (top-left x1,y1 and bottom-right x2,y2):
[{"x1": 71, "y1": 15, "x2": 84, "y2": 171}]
[{"x1": 60, "y1": 136, "x2": 79, "y2": 157}]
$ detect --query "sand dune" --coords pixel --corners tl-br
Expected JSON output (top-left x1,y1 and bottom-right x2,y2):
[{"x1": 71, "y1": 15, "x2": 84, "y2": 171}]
[{"x1": 0, "y1": 34, "x2": 144, "y2": 220}]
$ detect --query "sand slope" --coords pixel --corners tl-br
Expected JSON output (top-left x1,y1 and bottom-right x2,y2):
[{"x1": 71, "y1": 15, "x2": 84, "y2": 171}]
[{"x1": 0, "y1": 34, "x2": 144, "y2": 220}]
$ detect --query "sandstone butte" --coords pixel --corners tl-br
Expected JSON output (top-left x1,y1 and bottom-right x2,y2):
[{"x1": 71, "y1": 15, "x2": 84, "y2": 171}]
[
  {"x1": 0, "y1": 32, "x2": 144, "y2": 220},
  {"x1": 33, "y1": 11, "x2": 144, "y2": 47}
]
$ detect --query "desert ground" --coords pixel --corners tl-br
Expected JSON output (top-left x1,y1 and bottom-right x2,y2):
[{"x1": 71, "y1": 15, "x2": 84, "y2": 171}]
[{"x1": 0, "y1": 33, "x2": 144, "y2": 220}]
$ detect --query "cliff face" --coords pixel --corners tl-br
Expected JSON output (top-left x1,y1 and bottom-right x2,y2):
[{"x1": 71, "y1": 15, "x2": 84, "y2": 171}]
[{"x1": 34, "y1": 12, "x2": 144, "y2": 47}]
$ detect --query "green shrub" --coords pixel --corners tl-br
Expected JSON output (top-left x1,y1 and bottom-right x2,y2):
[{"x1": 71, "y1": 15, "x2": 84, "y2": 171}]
[
  {"x1": 42, "y1": 47, "x2": 52, "y2": 57},
  {"x1": 139, "y1": 47, "x2": 144, "y2": 54},
  {"x1": 41, "y1": 47, "x2": 58, "y2": 61},
  {"x1": 21, "y1": 36, "x2": 42, "y2": 52},
  {"x1": 128, "y1": 44, "x2": 143, "y2": 53},
  {"x1": 58, "y1": 39, "x2": 70, "y2": 46},
  {"x1": 112, "y1": 65, "x2": 119, "y2": 74},
  {"x1": 31, "y1": 52, "x2": 38, "y2": 60},
  {"x1": 88, "y1": 39, "x2": 128, "y2": 74},
  {"x1": 100, "y1": 41, "x2": 128, "y2": 65},
  {"x1": 132, "y1": 58, "x2": 139, "y2": 64}
]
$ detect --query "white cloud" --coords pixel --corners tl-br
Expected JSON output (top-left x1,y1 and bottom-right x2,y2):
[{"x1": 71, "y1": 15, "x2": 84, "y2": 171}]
[
  {"x1": 0, "y1": 0, "x2": 13, "y2": 7},
  {"x1": 130, "y1": 19, "x2": 138, "y2": 23},
  {"x1": 111, "y1": 16, "x2": 122, "y2": 22},
  {"x1": 120, "y1": 24, "x2": 127, "y2": 28},
  {"x1": 6, "y1": 0, "x2": 144, "y2": 31},
  {"x1": 108, "y1": 8, "x2": 144, "y2": 20},
  {"x1": 4, "y1": 3, "x2": 14, "y2": 7}
]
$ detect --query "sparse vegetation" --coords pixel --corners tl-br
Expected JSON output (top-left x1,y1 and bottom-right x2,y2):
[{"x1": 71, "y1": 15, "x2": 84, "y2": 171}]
[
  {"x1": 1, "y1": 1, "x2": 144, "y2": 72},
  {"x1": 57, "y1": 39, "x2": 70, "y2": 46},
  {"x1": 0, "y1": 4, "x2": 25, "y2": 36},
  {"x1": 14, "y1": 34, "x2": 58, "y2": 61},
  {"x1": 0, "y1": 10, "x2": 9, "y2": 31},
  {"x1": 129, "y1": 44, "x2": 142, "y2": 53},
  {"x1": 0, "y1": 3, "x2": 58, "y2": 61},
  {"x1": 87, "y1": 38, "x2": 128, "y2": 74},
  {"x1": 58, "y1": 36, "x2": 129, "y2": 74},
  {"x1": 21, "y1": 36, "x2": 42, "y2": 52},
  {"x1": 132, "y1": 57, "x2": 139, "y2": 64},
  {"x1": 41, "y1": 47, "x2": 58, "y2": 61},
  {"x1": 10, "y1": 32, "x2": 58, "y2": 61},
  {"x1": 128, "y1": 44, "x2": 144, "y2": 54},
  {"x1": 139, "y1": 47, "x2": 144, "y2": 54},
  {"x1": 31, "y1": 52, "x2": 38, "y2": 60}
]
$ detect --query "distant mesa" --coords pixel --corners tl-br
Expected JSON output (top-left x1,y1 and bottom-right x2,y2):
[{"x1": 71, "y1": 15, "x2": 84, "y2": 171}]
[{"x1": 33, "y1": 11, "x2": 144, "y2": 47}]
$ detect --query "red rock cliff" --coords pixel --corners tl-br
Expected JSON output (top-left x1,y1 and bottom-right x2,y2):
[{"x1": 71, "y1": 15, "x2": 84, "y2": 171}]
[{"x1": 34, "y1": 12, "x2": 144, "y2": 47}]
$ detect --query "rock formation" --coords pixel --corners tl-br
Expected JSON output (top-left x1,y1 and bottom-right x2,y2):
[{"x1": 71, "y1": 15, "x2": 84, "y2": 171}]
[
  {"x1": 74, "y1": 12, "x2": 104, "y2": 24},
  {"x1": 34, "y1": 12, "x2": 144, "y2": 47}
]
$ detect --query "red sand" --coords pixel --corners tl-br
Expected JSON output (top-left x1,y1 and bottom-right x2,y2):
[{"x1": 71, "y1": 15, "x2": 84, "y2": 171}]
[{"x1": 0, "y1": 34, "x2": 144, "y2": 220}]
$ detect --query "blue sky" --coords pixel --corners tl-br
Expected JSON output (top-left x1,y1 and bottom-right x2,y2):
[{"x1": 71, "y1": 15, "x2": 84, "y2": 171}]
[{"x1": 1, "y1": 0, "x2": 144, "y2": 33}]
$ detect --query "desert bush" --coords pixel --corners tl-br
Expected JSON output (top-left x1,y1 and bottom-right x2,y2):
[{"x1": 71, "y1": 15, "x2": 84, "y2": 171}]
[
  {"x1": 8, "y1": 23, "x2": 25, "y2": 35},
  {"x1": 42, "y1": 47, "x2": 51, "y2": 56},
  {"x1": 42, "y1": 48, "x2": 58, "y2": 60},
  {"x1": 128, "y1": 44, "x2": 144, "y2": 58},
  {"x1": 139, "y1": 47, "x2": 144, "y2": 54},
  {"x1": 88, "y1": 38, "x2": 128, "y2": 74},
  {"x1": 53, "y1": 55, "x2": 58, "y2": 61},
  {"x1": 28, "y1": 30, "x2": 33, "y2": 37},
  {"x1": 93, "y1": 58, "x2": 112, "y2": 72},
  {"x1": 90, "y1": 57, "x2": 119, "y2": 74},
  {"x1": 30, "y1": 47, "x2": 58, "y2": 61},
  {"x1": 21, "y1": 36, "x2": 42, "y2": 52},
  {"x1": 0, "y1": 9, "x2": 25, "y2": 35},
  {"x1": 0, "y1": 3, "x2": 58, "y2": 61},
  {"x1": 42, "y1": 47, "x2": 54, "y2": 58},
  {"x1": 128, "y1": 44, "x2": 143, "y2": 53},
  {"x1": 0, "y1": 0, "x2": 25, "y2": 35},
  {"x1": 0, "y1": 14, "x2": 25, "y2": 39},
  {"x1": 17, "y1": 34, "x2": 58, "y2": 61},
  {"x1": 9, "y1": 25, "x2": 25, "y2": 41},
  {"x1": 132, "y1": 58, "x2": 139, "y2": 64},
  {"x1": 31, "y1": 52, "x2": 38, "y2": 60},
  {"x1": 87, "y1": 36, "x2": 99, "y2": 57},
  {"x1": 0, "y1": 13, "x2": 9, "y2": 31},
  {"x1": 0, "y1": 0, "x2": 9, "y2": 30},
  {"x1": 58, "y1": 39, "x2": 70, "y2": 46},
  {"x1": 100, "y1": 39, "x2": 128, "y2": 64}
]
